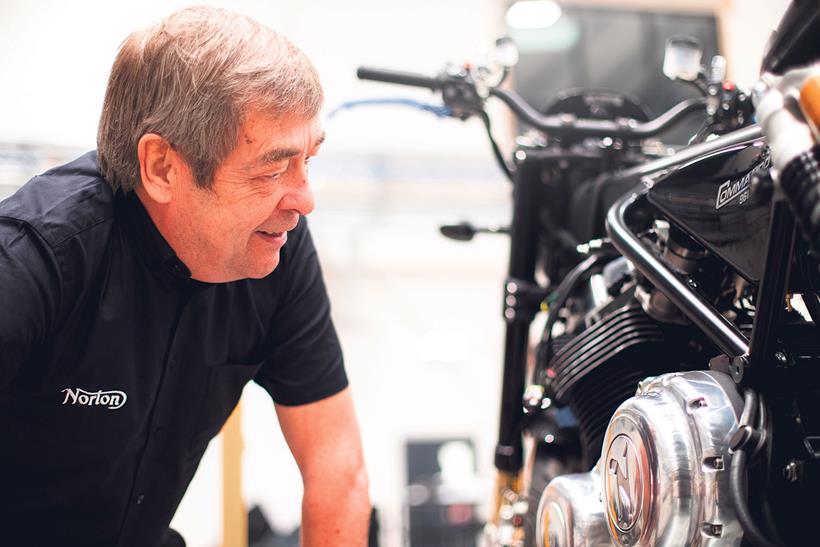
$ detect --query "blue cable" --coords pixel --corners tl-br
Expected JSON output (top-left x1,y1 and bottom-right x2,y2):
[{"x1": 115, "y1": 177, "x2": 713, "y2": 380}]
[{"x1": 327, "y1": 98, "x2": 453, "y2": 120}]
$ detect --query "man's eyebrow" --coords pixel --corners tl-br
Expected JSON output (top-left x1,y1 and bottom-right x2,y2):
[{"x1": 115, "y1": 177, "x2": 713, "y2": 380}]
[
  {"x1": 256, "y1": 147, "x2": 300, "y2": 166},
  {"x1": 254, "y1": 132, "x2": 326, "y2": 166}
]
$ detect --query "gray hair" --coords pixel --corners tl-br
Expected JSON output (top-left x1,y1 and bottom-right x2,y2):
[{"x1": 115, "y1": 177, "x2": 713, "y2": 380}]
[{"x1": 97, "y1": 6, "x2": 323, "y2": 192}]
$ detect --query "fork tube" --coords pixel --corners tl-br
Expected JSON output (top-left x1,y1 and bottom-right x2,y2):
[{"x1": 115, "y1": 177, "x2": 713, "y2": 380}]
[{"x1": 495, "y1": 153, "x2": 542, "y2": 474}]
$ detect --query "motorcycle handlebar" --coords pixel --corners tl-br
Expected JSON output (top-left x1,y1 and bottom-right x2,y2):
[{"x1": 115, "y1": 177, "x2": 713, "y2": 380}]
[
  {"x1": 357, "y1": 65, "x2": 707, "y2": 139},
  {"x1": 490, "y1": 88, "x2": 707, "y2": 139},
  {"x1": 356, "y1": 66, "x2": 442, "y2": 91}
]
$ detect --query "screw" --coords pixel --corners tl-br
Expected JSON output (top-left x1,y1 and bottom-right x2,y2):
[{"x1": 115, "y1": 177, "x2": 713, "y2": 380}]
[
  {"x1": 636, "y1": 376, "x2": 656, "y2": 395},
  {"x1": 701, "y1": 523, "x2": 723, "y2": 538},
  {"x1": 703, "y1": 456, "x2": 724, "y2": 470},
  {"x1": 522, "y1": 385, "x2": 544, "y2": 413},
  {"x1": 689, "y1": 397, "x2": 708, "y2": 409},
  {"x1": 730, "y1": 356, "x2": 746, "y2": 382},
  {"x1": 783, "y1": 460, "x2": 804, "y2": 483}
]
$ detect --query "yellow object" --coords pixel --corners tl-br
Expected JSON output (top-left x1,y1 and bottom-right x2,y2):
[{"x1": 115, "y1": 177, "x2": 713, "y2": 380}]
[
  {"x1": 491, "y1": 471, "x2": 522, "y2": 525},
  {"x1": 222, "y1": 401, "x2": 247, "y2": 547}
]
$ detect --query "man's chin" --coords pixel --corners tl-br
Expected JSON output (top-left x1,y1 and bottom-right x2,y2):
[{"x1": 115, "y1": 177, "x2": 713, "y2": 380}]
[
  {"x1": 200, "y1": 252, "x2": 281, "y2": 282},
  {"x1": 245, "y1": 255, "x2": 281, "y2": 279}
]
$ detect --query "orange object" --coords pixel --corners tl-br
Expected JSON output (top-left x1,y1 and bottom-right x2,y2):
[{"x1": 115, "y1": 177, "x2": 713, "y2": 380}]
[{"x1": 799, "y1": 75, "x2": 820, "y2": 132}]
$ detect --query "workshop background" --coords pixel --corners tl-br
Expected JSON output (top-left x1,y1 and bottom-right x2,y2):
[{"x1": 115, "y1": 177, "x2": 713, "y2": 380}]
[{"x1": 0, "y1": 0, "x2": 790, "y2": 545}]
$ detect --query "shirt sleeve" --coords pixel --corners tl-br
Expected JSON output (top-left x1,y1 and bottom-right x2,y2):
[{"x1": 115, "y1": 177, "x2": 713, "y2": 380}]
[
  {"x1": 253, "y1": 217, "x2": 348, "y2": 406},
  {"x1": 0, "y1": 218, "x2": 61, "y2": 391}
]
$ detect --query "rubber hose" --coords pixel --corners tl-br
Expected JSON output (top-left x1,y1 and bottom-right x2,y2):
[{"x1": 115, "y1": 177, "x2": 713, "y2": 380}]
[
  {"x1": 536, "y1": 254, "x2": 604, "y2": 375},
  {"x1": 730, "y1": 450, "x2": 779, "y2": 547},
  {"x1": 756, "y1": 396, "x2": 786, "y2": 547},
  {"x1": 739, "y1": 389, "x2": 758, "y2": 430},
  {"x1": 779, "y1": 145, "x2": 820, "y2": 263}
]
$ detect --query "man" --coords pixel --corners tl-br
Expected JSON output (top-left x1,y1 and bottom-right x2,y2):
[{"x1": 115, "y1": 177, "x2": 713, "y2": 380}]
[{"x1": 0, "y1": 6, "x2": 370, "y2": 546}]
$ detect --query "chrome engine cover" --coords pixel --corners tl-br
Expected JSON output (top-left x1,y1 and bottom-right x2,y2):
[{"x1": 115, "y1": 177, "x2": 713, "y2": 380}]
[
  {"x1": 535, "y1": 371, "x2": 745, "y2": 547},
  {"x1": 601, "y1": 370, "x2": 744, "y2": 546},
  {"x1": 536, "y1": 470, "x2": 610, "y2": 547}
]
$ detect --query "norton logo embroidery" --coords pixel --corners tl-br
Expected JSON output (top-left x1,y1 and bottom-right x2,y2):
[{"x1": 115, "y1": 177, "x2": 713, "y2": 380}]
[
  {"x1": 715, "y1": 173, "x2": 751, "y2": 210},
  {"x1": 61, "y1": 388, "x2": 127, "y2": 410}
]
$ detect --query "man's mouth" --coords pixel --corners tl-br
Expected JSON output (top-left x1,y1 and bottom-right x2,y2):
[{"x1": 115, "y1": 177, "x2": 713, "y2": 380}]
[{"x1": 256, "y1": 230, "x2": 288, "y2": 244}]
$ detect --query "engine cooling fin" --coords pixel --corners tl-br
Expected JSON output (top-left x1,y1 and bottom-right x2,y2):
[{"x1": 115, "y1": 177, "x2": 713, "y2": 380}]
[{"x1": 547, "y1": 294, "x2": 683, "y2": 466}]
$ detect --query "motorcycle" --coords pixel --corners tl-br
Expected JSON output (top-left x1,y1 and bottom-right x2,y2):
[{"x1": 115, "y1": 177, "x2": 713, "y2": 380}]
[{"x1": 355, "y1": 1, "x2": 820, "y2": 545}]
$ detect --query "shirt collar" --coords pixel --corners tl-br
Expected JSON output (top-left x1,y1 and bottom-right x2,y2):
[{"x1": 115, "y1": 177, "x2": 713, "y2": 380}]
[{"x1": 116, "y1": 190, "x2": 212, "y2": 292}]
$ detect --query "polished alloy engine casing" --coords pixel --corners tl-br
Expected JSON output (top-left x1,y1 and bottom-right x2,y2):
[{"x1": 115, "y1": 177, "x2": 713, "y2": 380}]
[
  {"x1": 537, "y1": 370, "x2": 744, "y2": 547},
  {"x1": 536, "y1": 470, "x2": 611, "y2": 547}
]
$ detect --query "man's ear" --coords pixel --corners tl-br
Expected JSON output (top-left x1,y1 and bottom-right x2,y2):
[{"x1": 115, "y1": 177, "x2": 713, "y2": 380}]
[{"x1": 137, "y1": 133, "x2": 184, "y2": 204}]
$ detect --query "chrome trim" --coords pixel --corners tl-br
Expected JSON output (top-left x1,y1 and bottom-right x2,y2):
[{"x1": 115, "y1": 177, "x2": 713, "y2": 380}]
[
  {"x1": 536, "y1": 470, "x2": 610, "y2": 547},
  {"x1": 616, "y1": 125, "x2": 763, "y2": 180},
  {"x1": 605, "y1": 191, "x2": 750, "y2": 359},
  {"x1": 601, "y1": 371, "x2": 744, "y2": 546}
]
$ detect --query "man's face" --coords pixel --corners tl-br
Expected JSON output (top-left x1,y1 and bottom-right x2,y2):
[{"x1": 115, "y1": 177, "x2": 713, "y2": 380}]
[{"x1": 168, "y1": 111, "x2": 323, "y2": 283}]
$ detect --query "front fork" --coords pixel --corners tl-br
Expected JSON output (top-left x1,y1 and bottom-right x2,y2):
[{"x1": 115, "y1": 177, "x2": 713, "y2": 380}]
[{"x1": 489, "y1": 151, "x2": 547, "y2": 544}]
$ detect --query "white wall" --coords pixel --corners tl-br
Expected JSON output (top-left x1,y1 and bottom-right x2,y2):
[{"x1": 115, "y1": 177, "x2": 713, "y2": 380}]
[
  {"x1": 0, "y1": 0, "x2": 507, "y2": 156},
  {"x1": 720, "y1": 0, "x2": 792, "y2": 88}
]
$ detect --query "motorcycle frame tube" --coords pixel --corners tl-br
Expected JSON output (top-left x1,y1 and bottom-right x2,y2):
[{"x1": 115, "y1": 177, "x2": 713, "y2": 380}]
[
  {"x1": 747, "y1": 194, "x2": 797, "y2": 374},
  {"x1": 495, "y1": 153, "x2": 544, "y2": 473},
  {"x1": 616, "y1": 124, "x2": 763, "y2": 180},
  {"x1": 606, "y1": 191, "x2": 751, "y2": 359}
]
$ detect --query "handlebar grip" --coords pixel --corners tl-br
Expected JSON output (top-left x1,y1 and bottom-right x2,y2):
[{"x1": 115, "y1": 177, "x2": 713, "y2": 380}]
[{"x1": 356, "y1": 66, "x2": 442, "y2": 90}]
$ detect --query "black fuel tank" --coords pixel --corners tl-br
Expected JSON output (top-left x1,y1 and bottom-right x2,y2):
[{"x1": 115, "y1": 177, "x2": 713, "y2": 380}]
[{"x1": 647, "y1": 140, "x2": 770, "y2": 283}]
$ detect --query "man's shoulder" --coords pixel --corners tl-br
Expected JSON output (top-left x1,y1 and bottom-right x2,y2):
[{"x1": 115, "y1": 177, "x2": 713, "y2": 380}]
[{"x1": 0, "y1": 151, "x2": 115, "y2": 249}]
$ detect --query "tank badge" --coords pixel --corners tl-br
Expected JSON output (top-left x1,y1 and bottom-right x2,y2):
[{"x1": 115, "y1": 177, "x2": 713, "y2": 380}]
[{"x1": 715, "y1": 173, "x2": 752, "y2": 209}]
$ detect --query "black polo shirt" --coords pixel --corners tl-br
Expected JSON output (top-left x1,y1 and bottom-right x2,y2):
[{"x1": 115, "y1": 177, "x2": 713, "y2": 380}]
[{"x1": 0, "y1": 151, "x2": 348, "y2": 546}]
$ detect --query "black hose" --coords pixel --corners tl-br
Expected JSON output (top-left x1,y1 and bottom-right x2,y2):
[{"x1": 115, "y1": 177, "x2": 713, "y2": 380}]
[
  {"x1": 730, "y1": 450, "x2": 778, "y2": 547},
  {"x1": 477, "y1": 109, "x2": 514, "y2": 183},
  {"x1": 779, "y1": 145, "x2": 820, "y2": 266},
  {"x1": 756, "y1": 395, "x2": 786, "y2": 547},
  {"x1": 739, "y1": 389, "x2": 758, "y2": 429},
  {"x1": 730, "y1": 390, "x2": 780, "y2": 547},
  {"x1": 536, "y1": 254, "x2": 606, "y2": 385}
]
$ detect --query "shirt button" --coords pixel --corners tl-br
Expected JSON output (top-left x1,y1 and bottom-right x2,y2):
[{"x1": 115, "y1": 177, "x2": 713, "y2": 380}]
[
  {"x1": 136, "y1": 494, "x2": 145, "y2": 505},
  {"x1": 155, "y1": 427, "x2": 166, "y2": 440}
]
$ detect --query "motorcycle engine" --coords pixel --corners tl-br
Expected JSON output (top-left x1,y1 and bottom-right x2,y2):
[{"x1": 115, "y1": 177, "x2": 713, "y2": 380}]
[{"x1": 537, "y1": 370, "x2": 745, "y2": 547}]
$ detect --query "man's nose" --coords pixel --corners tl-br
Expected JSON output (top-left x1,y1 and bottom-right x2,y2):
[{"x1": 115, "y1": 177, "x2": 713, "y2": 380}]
[{"x1": 283, "y1": 168, "x2": 315, "y2": 216}]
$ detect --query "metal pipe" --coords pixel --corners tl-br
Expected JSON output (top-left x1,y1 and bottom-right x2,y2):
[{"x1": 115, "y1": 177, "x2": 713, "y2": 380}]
[
  {"x1": 605, "y1": 191, "x2": 750, "y2": 358},
  {"x1": 617, "y1": 125, "x2": 764, "y2": 180}
]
